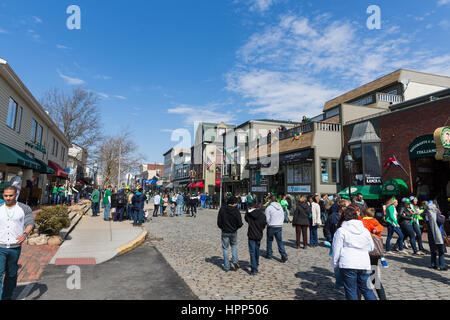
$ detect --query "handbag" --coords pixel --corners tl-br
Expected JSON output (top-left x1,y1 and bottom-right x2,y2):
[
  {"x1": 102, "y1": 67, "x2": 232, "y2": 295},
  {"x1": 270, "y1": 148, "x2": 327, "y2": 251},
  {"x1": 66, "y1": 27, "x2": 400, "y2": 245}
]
[{"x1": 369, "y1": 234, "x2": 384, "y2": 259}]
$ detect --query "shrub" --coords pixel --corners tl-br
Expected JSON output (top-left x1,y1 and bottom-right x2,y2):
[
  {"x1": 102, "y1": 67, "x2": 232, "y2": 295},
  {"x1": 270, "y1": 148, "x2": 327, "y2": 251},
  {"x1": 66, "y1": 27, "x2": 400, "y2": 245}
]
[{"x1": 35, "y1": 205, "x2": 71, "y2": 236}]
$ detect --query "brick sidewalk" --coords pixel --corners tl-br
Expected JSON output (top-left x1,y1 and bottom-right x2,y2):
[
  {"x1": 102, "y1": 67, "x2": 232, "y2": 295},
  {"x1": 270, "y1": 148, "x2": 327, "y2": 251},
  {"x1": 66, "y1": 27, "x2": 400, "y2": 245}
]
[
  {"x1": 16, "y1": 209, "x2": 58, "y2": 284},
  {"x1": 17, "y1": 244, "x2": 59, "y2": 283}
]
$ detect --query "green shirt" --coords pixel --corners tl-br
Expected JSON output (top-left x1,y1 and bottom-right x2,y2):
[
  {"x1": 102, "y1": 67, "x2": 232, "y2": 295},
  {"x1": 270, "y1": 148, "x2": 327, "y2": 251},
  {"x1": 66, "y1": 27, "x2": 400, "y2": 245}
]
[
  {"x1": 385, "y1": 205, "x2": 399, "y2": 227},
  {"x1": 52, "y1": 186, "x2": 58, "y2": 194},
  {"x1": 92, "y1": 190, "x2": 100, "y2": 203},
  {"x1": 103, "y1": 189, "x2": 112, "y2": 205},
  {"x1": 58, "y1": 187, "x2": 66, "y2": 197}
]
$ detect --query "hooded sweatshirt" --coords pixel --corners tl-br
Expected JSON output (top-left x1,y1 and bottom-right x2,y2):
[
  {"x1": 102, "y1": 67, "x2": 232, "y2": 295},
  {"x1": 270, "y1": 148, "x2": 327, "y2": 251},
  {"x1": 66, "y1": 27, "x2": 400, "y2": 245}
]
[
  {"x1": 331, "y1": 220, "x2": 374, "y2": 271},
  {"x1": 265, "y1": 202, "x2": 285, "y2": 227},
  {"x1": 217, "y1": 205, "x2": 243, "y2": 234},
  {"x1": 245, "y1": 208, "x2": 267, "y2": 241}
]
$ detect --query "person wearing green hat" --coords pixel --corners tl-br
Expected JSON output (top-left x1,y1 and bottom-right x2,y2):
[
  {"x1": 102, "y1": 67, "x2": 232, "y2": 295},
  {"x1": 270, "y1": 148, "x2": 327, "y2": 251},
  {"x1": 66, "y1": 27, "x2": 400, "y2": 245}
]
[
  {"x1": 398, "y1": 198, "x2": 422, "y2": 255},
  {"x1": 409, "y1": 196, "x2": 426, "y2": 253}
]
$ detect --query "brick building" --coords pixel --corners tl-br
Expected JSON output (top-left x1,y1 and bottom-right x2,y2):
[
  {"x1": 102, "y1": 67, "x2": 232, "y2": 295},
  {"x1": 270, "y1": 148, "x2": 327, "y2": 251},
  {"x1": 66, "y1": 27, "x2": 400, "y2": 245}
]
[{"x1": 344, "y1": 88, "x2": 450, "y2": 215}]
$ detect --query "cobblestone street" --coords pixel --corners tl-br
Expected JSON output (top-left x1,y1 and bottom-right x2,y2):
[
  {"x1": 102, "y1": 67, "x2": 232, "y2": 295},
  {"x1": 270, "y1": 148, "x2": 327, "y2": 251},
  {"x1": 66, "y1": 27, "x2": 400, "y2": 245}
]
[{"x1": 146, "y1": 208, "x2": 449, "y2": 300}]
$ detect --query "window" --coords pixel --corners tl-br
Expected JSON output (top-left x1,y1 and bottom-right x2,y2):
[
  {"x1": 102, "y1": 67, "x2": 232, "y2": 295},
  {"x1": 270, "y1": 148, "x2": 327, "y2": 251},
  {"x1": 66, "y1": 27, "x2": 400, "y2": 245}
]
[
  {"x1": 16, "y1": 107, "x2": 23, "y2": 133},
  {"x1": 6, "y1": 98, "x2": 17, "y2": 129},
  {"x1": 325, "y1": 107, "x2": 340, "y2": 119},
  {"x1": 363, "y1": 143, "x2": 382, "y2": 178},
  {"x1": 61, "y1": 147, "x2": 66, "y2": 162},
  {"x1": 331, "y1": 159, "x2": 339, "y2": 183},
  {"x1": 37, "y1": 124, "x2": 43, "y2": 144},
  {"x1": 55, "y1": 140, "x2": 59, "y2": 157},
  {"x1": 350, "y1": 145, "x2": 363, "y2": 185},
  {"x1": 52, "y1": 138, "x2": 56, "y2": 155},
  {"x1": 31, "y1": 119, "x2": 37, "y2": 142},
  {"x1": 321, "y1": 159, "x2": 329, "y2": 183},
  {"x1": 287, "y1": 164, "x2": 312, "y2": 184}
]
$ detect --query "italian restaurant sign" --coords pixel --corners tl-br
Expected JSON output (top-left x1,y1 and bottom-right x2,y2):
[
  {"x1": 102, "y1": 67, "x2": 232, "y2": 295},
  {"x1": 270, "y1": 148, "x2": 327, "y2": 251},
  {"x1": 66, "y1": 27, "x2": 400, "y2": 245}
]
[
  {"x1": 409, "y1": 135, "x2": 436, "y2": 159},
  {"x1": 434, "y1": 127, "x2": 450, "y2": 161}
]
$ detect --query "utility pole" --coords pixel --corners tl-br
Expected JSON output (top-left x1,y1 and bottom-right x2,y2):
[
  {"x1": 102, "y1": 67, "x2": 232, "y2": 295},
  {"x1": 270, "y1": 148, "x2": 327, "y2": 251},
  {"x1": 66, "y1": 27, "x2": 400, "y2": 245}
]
[{"x1": 118, "y1": 142, "x2": 121, "y2": 188}]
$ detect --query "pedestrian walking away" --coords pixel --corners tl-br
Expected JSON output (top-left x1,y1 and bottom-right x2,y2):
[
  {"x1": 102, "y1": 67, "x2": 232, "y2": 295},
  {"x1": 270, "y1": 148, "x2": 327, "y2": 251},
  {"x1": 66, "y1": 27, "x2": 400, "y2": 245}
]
[
  {"x1": 292, "y1": 197, "x2": 310, "y2": 249},
  {"x1": 245, "y1": 202, "x2": 267, "y2": 276},
  {"x1": 153, "y1": 193, "x2": 161, "y2": 217},
  {"x1": 0, "y1": 186, "x2": 35, "y2": 300},
  {"x1": 264, "y1": 196, "x2": 288, "y2": 262},
  {"x1": 331, "y1": 206, "x2": 377, "y2": 301},
  {"x1": 217, "y1": 196, "x2": 243, "y2": 272}
]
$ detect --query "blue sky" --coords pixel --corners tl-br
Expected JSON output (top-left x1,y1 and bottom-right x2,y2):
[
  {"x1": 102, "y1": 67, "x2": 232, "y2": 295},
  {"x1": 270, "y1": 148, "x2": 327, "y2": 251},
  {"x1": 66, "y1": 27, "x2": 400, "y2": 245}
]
[{"x1": 1, "y1": 0, "x2": 450, "y2": 164}]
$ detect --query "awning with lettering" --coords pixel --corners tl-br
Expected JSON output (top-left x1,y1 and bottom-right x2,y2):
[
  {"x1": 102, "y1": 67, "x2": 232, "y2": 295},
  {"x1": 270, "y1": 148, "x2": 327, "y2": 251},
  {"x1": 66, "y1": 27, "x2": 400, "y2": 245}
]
[
  {"x1": 48, "y1": 160, "x2": 69, "y2": 179},
  {"x1": 0, "y1": 142, "x2": 41, "y2": 170}
]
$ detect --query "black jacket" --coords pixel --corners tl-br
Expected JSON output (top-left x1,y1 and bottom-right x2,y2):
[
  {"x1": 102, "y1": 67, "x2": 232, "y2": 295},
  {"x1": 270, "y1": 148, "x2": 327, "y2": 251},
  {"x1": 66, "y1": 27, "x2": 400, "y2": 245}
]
[
  {"x1": 398, "y1": 206, "x2": 413, "y2": 226},
  {"x1": 132, "y1": 192, "x2": 147, "y2": 210},
  {"x1": 245, "y1": 208, "x2": 267, "y2": 241},
  {"x1": 292, "y1": 203, "x2": 310, "y2": 226},
  {"x1": 117, "y1": 192, "x2": 127, "y2": 207},
  {"x1": 217, "y1": 205, "x2": 243, "y2": 233},
  {"x1": 111, "y1": 193, "x2": 118, "y2": 208}
]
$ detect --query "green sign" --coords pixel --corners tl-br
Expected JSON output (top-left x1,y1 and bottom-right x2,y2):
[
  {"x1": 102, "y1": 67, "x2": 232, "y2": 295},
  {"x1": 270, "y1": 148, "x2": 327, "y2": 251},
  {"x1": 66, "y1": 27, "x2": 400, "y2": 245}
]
[
  {"x1": 434, "y1": 127, "x2": 450, "y2": 161},
  {"x1": 409, "y1": 135, "x2": 436, "y2": 159},
  {"x1": 25, "y1": 141, "x2": 47, "y2": 154}
]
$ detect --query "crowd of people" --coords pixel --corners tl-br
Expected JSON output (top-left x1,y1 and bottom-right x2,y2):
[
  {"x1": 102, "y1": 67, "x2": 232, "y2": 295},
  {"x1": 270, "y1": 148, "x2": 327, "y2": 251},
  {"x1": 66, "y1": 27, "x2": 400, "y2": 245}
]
[{"x1": 216, "y1": 191, "x2": 448, "y2": 300}]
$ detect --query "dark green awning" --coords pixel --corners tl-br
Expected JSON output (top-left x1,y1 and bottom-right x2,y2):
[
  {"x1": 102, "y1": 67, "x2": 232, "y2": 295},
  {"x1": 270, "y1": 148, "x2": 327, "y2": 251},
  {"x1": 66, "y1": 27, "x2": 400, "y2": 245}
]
[
  {"x1": 0, "y1": 142, "x2": 41, "y2": 170},
  {"x1": 338, "y1": 185, "x2": 382, "y2": 200},
  {"x1": 34, "y1": 159, "x2": 56, "y2": 175},
  {"x1": 382, "y1": 179, "x2": 409, "y2": 196}
]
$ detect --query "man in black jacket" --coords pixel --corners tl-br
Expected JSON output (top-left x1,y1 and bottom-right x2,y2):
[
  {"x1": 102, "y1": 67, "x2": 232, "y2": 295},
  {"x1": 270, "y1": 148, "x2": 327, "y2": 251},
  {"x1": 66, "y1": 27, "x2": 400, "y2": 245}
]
[
  {"x1": 132, "y1": 188, "x2": 147, "y2": 226},
  {"x1": 217, "y1": 196, "x2": 243, "y2": 272},
  {"x1": 114, "y1": 189, "x2": 127, "y2": 222},
  {"x1": 245, "y1": 203, "x2": 266, "y2": 276}
]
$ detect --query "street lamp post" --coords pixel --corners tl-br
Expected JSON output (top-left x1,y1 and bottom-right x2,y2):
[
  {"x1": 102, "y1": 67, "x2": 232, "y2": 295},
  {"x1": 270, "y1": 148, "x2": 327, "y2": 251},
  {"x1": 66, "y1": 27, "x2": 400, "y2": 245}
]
[
  {"x1": 344, "y1": 152, "x2": 354, "y2": 201},
  {"x1": 93, "y1": 161, "x2": 98, "y2": 188}
]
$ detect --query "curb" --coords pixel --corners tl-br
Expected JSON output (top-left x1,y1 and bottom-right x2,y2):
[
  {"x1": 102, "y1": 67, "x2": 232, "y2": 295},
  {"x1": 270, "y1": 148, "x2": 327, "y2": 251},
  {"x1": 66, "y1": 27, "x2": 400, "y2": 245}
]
[{"x1": 116, "y1": 230, "x2": 148, "y2": 256}]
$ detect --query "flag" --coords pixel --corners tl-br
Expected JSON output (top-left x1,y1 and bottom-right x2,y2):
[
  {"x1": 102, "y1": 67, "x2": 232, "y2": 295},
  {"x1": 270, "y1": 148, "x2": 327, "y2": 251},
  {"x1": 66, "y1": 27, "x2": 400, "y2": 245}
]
[
  {"x1": 206, "y1": 157, "x2": 213, "y2": 170},
  {"x1": 294, "y1": 132, "x2": 303, "y2": 140},
  {"x1": 383, "y1": 156, "x2": 404, "y2": 170}
]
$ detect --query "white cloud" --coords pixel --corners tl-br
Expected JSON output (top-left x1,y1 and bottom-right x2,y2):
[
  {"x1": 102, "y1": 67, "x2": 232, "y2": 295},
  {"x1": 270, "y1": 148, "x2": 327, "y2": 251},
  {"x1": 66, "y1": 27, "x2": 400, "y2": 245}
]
[
  {"x1": 0, "y1": 28, "x2": 8, "y2": 34},
  {"x1": 32, "y1": 16, "x2": 43, "y2": 23},
  {"x1": 94, "y1": 74, "x2": 112, "y2": 80},
  {"x1": 114, "y1": 95, "x2": 127, "y2": 100},
  {"x1": 250, "y1": 0, "x2": 275, "y2": 13},
  {"x1": 227, "y1": 13, "x2": 450, "y2": 119},
  {"x1": 56, "y1": 44, "x2": 70, "y2": 49},
  {"x1": 438, "y1": 0, "x2": 450, "y2": 6},
  {"x1": 168, "y1": 103, "x2": 237, "y2": 125},
  {"x1": 57, "y1": 70, "x2": 85, "y2": 85}
]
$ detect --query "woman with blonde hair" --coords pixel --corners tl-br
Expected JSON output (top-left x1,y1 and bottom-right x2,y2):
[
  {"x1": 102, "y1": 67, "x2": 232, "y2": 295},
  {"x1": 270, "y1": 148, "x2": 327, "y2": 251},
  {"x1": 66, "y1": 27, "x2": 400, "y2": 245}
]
[{"x1": 385, "y1": 197, "x2": 406, "y2": 254}]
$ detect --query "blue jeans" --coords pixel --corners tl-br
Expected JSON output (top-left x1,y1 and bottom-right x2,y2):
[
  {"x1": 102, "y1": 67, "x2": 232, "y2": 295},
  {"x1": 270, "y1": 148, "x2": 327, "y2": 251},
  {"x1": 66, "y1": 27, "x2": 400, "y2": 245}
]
[
  {"x1": 177, "y1": 205, "x2": 183, "y2": 216},
  {"x1": 67, "y1": 195, "x2": 72, "y2": 205},
  {"x1": 52, "y1": 193, "x2": 57, "y2": 204},
  {"x1": 386, "y1": 225, "x2": 404, "y2": 252},
  {"x1": 160, "y1": 205, "x2": 164, "y2": 215},
  {"x1": 310, "y1": 225, "x2": 319, "y2": 245},
  {"x1": 170, "y1": 206, "x2": 175, "y2": 217},
  {"x1": 0, "y1": 247, "x2": 22, "y2": 300},
  {"x1": 248, "y1": 240, "x2": 261, "y2": 274},
  {"x1": 91, "y1": 202, "x2": 99, "y2": 216},
  {"x1": 103, "y1": 203, "x2": 111, "y2": 220},
  {"x1": 266, "y1": 227, "x2": 288, "y2": 259},
  {"x1": 126, "y1": 205, "x2": 133, "y2": 220},
  {"x1": 400, "y1": 224, "x2": 418, "y2": 253},
  {"x1": 134, "y1": 208, "x2": 143, "y2": 225},
  {"x1": 284, "y1": 210, "x2": 289, "y2": 223},
  {"x1": 431, "y1": 251, "x2": 446, "y2": 269},
  {"x1": 221, "y1": 232, "x2": 238, "y2": 271},
  {"x1": 340, "y1": 268, "x2": 377, "y2": 301},
  {"x1": 412, "y1": 223, "x2": 425, "y2": 251},
  {"x1": 115, "y1": 207, "x2": 125, "y2": 221},
  {"x1": 201, "y1": 200, "x2": 205, "y2": 209}
]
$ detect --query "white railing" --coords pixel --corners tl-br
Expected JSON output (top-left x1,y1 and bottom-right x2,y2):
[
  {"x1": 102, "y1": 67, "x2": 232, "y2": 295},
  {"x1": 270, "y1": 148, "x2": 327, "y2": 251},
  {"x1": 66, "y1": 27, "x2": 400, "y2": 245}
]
[
  {"x1": 315, "y1": 122, "x2": 341, "y2": 132},
  {"x1": 377, "y1": 93, "x2": 404, "y2": 104}
]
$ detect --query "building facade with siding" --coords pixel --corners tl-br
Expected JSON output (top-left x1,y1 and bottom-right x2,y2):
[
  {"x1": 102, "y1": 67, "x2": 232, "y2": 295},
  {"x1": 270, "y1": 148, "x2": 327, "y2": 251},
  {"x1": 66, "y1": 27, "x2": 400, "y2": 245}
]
[{"x1": 0, "y1": 58, "x2": 70, "y2": 203}]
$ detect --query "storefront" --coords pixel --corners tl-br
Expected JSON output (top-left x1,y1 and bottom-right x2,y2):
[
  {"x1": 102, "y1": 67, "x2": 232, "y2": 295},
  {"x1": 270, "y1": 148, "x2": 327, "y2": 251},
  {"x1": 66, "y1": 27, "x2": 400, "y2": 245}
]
[{"x1": 281, "y1": 149, "x2": 314, "y2": 197}]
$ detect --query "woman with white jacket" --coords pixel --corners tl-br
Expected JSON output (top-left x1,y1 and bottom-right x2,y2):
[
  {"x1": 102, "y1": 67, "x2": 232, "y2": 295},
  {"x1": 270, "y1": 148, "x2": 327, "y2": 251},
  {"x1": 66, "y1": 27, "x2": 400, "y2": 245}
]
[
  {"x1": 331, "y1": 206, "x2": 377, "y2": 300},
  {"x1": 309, "y1": 195, "x2": 322, "y2": 247}
]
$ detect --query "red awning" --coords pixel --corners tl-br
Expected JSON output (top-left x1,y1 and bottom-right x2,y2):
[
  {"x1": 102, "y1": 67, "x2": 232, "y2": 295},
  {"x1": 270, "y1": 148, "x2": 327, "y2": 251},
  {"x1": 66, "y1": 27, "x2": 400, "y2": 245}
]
[
  {"x1": 187, "y1": 183, "x2": 193, "y2": 188},
  {"x1": 48, "y1": 160, "x2": 69, "y2": 179},
  {"x1": 197, "y1": 181, "x2": 204, "y2": 188}
]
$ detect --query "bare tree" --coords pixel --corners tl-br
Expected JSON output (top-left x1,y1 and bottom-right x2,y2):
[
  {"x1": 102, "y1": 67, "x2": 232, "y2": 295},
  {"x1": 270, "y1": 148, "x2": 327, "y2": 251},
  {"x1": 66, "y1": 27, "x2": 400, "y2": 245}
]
[
  {"x1": 94, "y1": 128, "x2": 145, "y2": 188},
  {"x1": 40, "y1": 87, "x2": 102, "y2": 150}
]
